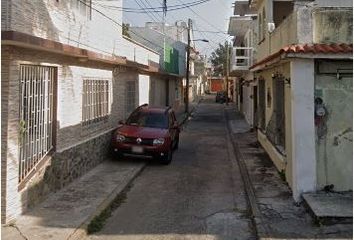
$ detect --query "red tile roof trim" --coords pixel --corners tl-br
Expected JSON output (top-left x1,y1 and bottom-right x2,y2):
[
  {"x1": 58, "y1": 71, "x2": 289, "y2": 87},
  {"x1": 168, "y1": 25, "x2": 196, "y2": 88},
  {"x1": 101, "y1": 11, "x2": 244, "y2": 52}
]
[{"x1": 250, "y1": 43, "x2": 353, "y2": 70}]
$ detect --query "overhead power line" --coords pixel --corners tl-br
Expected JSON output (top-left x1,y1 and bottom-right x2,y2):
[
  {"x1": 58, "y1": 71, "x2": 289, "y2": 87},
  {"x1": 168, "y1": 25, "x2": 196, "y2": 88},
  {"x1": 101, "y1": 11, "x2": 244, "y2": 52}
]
[
  {"x1": 85, "y1": 0, "x2": 190, "y2": 62},
  {"x1": 175, "y1": 0, "x2": 229, "y2": 35},
  {"x1": 134, "y1": 0, "x2": 160, "y2": 22},
  {"x1": 93, "y1": 0, "x2": 211, "y2": 12},
  {"x1": 142, "y1": 0, "x2": 163, "y2": 21},
  {"x1": 194, "y1": 30, "x2": 228, "y2": 35}
]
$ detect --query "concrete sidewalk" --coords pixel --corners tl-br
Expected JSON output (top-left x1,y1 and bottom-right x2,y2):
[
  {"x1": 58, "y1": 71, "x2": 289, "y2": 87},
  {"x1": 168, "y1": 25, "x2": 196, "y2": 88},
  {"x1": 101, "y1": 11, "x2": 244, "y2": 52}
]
[
  {"x1": 225, "y1": 105, "x2": 353, "y2": 239},
  {"x1": 2, "y1": 100, "x2": 202, "y2": 240},
  {"x1": 2, "y1": 160, "x2": 145, "y2": 240}
]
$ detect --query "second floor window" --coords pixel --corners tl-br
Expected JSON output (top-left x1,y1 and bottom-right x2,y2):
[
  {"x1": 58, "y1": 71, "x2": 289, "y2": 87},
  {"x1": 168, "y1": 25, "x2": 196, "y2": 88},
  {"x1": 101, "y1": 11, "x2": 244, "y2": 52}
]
[{"x1": 72, "y1": 0, "x2": 92, "y2": 19}]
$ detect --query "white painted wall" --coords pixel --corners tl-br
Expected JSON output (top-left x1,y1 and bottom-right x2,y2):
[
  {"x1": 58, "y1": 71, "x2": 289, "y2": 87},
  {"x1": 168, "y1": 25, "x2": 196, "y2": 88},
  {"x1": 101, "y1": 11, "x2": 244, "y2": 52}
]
[
  {"x1": 120, "y1": 38, "x2": 159, "y2": 66},
  {"x1": 58, "y1": 67, "x2": 112, "y2": 130},
  {"x1": 138, "y1": 74, "x2": 150, "y2": 105},
  {"x1": 3, "y1": 0, "x2": 159, "y2": 67},
  {"x1": 290, "y1": 58, "x2": 316, "y2": 201}
]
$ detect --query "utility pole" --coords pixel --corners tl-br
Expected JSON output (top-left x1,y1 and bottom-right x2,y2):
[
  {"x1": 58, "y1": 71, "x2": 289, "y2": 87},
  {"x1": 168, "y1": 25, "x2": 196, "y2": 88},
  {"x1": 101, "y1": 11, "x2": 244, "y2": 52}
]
[
  {"x1": 226, "y1": 41, "x2": 229, "y2": 105},
  {"x1": 185, "y1": 18, "x2": 192, "y2": 114}
]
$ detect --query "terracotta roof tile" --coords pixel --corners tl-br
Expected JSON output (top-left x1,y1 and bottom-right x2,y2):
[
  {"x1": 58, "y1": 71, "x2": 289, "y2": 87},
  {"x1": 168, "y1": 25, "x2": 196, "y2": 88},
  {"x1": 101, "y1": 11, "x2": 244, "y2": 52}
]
[{"x1": 250, "y1": 43, "x2": 353, "y2": 70}]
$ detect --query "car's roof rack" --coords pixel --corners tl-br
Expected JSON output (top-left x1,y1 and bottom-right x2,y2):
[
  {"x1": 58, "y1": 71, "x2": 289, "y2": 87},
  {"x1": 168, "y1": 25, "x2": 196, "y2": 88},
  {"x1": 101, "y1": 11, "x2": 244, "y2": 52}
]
[
  {"x1": 129, "y1": 103, "x2": 148, "y2": 115},
  {"x1": 139, "y1": 103, "x2": 149, "y2": 108}
]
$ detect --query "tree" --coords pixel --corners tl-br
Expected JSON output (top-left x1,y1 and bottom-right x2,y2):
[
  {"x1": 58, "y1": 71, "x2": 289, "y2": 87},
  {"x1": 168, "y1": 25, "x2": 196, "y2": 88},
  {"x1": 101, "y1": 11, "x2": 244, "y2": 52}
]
[
  {"x1": 122, "y1": 23, "x2": 131, "y2": 38},
  {"x1": 209, "y1": 41, "x2": 231, "y2": 77}
]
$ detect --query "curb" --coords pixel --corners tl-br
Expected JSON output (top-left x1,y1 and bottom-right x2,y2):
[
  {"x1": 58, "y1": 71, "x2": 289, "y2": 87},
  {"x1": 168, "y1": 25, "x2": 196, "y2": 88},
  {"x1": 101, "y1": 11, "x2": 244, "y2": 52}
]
[
  {"x1": 224, "y1": 108, "x2": 272, "y2": 239},
  {"x1": 69, "y1": 164, "x2": 147, "y2": 240}
]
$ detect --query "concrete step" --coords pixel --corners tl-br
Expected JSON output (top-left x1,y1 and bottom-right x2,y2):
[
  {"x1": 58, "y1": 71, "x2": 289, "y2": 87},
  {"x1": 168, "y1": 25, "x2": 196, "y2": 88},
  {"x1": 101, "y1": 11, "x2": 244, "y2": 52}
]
[{"x1": 303, "y1": 191, "x2": 353, "y2": 225}]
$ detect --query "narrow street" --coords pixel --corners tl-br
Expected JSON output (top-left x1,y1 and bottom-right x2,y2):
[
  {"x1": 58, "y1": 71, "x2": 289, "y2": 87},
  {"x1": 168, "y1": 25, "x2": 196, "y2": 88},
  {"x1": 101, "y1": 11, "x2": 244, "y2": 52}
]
[{"x1": 89, "y1": 95, "x2": 256, "y2": 240}]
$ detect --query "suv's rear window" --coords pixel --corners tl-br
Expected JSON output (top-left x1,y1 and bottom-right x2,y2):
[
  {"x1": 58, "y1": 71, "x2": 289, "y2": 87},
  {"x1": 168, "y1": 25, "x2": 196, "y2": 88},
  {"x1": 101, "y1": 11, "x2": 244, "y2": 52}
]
[{"x1": 126, "y1": 111, "x2": 168, "y2": 129}]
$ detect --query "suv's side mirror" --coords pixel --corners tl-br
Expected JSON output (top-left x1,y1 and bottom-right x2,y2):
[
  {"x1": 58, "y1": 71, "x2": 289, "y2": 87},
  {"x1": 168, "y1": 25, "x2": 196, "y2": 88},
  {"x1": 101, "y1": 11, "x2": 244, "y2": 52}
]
[{"x1": 119, "y1": 120, "x2": 125, "y2": 125}]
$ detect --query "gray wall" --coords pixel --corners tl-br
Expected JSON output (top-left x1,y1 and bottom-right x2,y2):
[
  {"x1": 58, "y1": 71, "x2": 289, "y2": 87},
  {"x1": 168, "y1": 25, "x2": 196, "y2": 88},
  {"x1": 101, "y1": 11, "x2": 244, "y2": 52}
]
[{"x1": 315, "y1": 60, "x2": 353, "y2": 191}]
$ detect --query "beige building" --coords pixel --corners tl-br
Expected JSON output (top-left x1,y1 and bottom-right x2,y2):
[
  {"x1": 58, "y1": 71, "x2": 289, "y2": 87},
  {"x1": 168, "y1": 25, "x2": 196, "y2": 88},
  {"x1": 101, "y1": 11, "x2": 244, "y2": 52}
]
[
  {"x1": 228, "y1": 1, "x2": 258, "y2": 127},
  {"x1": 229, "y1": 0, "x2": 353, "y2": 200},
  {"x1": 1, "y1": 0, "x2": 182, "y2": 223}
]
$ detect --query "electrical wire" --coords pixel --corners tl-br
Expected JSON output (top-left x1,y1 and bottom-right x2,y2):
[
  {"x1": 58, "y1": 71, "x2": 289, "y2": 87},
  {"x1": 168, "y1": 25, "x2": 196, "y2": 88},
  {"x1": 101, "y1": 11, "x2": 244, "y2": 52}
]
[
  {"x1": 93, "y1": 0, "x2": 211, "y2": 12},
  {"x1": 194, "y1": 30, "x2": 228, "y2": 35},
  {"x1": 82, "y1": 0, "x2": 183, "y2": 60},
  {"x1": 142, "y1": 0, "x2": 163, "y2": 21},
  {"x1": 134, "y1": 0, "x2": 160, "y2": 22},
  {"x1": 175, "y1": 0, "x2": 229, "y2": 34},
  {"x1": 93, "y1": 0, "x2": 210, "y2": 11}
]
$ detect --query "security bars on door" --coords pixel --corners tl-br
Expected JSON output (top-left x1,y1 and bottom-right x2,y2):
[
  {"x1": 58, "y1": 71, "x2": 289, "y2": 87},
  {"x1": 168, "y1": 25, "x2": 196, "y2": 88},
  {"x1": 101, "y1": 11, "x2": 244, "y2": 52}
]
[
  {"x1": 19, "y1": 65, "x2": 55, "y2": 183},
  {"x1": 82, "y1": 79, "x2": 109, "y2": 125}
]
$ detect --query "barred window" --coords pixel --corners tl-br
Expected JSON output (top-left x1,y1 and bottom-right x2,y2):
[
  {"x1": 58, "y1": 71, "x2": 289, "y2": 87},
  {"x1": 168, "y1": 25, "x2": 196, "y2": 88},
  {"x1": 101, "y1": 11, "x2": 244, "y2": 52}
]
[
  {"x1": 82, "y1": 79, "x2": 109, "y2": 125},
  {"x1": 19, "y1": 65, "x2": 56, "y2": 183}
]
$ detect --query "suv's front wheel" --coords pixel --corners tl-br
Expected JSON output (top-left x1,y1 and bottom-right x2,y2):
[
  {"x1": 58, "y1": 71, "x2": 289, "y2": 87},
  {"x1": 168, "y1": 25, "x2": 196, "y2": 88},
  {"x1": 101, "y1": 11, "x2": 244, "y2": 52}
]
[{"x1": 160, "y1": 148, "x2": 172, "y2": 165}]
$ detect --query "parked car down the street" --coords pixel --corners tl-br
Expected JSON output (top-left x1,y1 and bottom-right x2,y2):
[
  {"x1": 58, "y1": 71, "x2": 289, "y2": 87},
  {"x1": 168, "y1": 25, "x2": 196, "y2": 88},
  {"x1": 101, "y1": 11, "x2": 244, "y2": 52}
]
[
  {"x1": 111, "y1": 104, "x2": 180, "y2": 164},
  {"x1": 215, "y1": 91, "x2": 227, "y2": 103}
]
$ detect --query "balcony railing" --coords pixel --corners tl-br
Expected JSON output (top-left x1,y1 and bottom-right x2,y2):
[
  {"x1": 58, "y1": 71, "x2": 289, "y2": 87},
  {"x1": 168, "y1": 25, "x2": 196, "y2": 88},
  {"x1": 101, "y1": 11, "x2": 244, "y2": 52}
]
[
  {"x1": 257, "y1": 12, "x2": 297, "y2": 61},
  {"x1": 231, "y1": 47, "x2": 253, "y2": 71}
]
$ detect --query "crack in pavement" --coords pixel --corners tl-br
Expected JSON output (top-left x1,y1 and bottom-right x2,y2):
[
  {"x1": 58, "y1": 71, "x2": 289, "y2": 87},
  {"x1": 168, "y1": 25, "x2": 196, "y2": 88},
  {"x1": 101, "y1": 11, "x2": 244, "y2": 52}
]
[{"x1": 196, "y1": 208, "x2": 242, "y2": 220}]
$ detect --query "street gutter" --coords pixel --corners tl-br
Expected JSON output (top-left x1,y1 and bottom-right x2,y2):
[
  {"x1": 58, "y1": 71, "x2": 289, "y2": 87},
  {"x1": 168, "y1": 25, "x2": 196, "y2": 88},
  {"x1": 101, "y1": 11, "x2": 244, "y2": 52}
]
[
  {"x1": 71, "y1": 165, "x2": 147, "y2": 240},
  {"x1": 224, "y1": 108, "x2": 272, "y2": 240}
]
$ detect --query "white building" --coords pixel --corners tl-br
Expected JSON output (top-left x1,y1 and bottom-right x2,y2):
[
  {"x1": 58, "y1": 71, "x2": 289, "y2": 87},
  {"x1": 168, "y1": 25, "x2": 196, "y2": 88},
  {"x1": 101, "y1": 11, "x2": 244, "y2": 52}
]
[{"x1": 1, "y1": 0, "x2": 179, "y2": 223}]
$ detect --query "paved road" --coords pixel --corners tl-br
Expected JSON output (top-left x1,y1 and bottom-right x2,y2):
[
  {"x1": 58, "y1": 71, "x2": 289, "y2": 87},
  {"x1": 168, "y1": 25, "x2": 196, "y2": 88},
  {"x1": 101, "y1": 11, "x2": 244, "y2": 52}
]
[{"x1": 89, "y1": 96, "x2": 256, "y2": 240}]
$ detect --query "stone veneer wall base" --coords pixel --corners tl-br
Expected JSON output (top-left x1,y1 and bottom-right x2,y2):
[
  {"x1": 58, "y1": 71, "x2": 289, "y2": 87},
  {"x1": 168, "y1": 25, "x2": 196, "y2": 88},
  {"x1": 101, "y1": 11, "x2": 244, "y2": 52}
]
[{"x1": 22, "y1": 131, "x2": 113, "y2": 210}]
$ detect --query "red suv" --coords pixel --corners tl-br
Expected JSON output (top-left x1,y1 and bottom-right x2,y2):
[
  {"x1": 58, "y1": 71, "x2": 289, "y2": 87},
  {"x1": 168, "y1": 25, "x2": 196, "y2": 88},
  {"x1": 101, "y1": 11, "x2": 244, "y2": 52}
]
[{"x1": 111, "y1": 104, "x2": 180, "y2": 164}]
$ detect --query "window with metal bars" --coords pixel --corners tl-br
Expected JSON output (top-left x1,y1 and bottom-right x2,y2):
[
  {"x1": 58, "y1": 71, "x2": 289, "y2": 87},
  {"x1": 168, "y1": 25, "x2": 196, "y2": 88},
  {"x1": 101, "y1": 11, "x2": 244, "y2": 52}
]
[
  {"x1": 82, "y1": 79, "x2": 109, "y2": 125},
  {"x1": 19, "y1": 65, "x2": 56, "y2": 183},
  {"x1": 265, "y1": 76, "x2": 285, "y2": 152}
]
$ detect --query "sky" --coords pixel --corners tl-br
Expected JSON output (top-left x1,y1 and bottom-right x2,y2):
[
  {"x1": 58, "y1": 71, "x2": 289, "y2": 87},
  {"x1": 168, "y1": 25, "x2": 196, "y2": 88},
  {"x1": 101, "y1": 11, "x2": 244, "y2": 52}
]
[{"x1": 122, "y1": 0, "x2": 235, "y2": 57}]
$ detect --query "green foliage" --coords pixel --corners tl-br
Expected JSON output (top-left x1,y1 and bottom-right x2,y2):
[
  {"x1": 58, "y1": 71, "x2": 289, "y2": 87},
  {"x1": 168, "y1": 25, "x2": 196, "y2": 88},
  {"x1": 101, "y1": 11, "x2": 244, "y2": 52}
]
[
  {"x1": 87, "y1": 186, "x2": 129, "y2": 234},
  {"x1": 122, "y1": 23, "x2": 131, "y2": 38},
  {"x1": 87, "y1": 209, "x2": 110, "y2": 234},
  {"x1": 209, "y1": 41, "x2": 232, "y2": 77}
]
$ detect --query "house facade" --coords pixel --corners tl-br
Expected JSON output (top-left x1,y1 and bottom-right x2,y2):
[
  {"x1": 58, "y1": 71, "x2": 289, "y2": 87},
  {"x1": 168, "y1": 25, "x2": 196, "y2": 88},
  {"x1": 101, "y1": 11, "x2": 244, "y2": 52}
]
[
  {"x1": 229, "y1": 0, "x2": 353, "y2": 200},
  {"x1": 228, "y1": 1, "x2": 258, "y2": 127},
  {"x1": 1, "y1": 0, "x2": 176, "y2": 223},
  {"x1": 128, "y1": 23, "x2": 186, "y2": 110}
]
